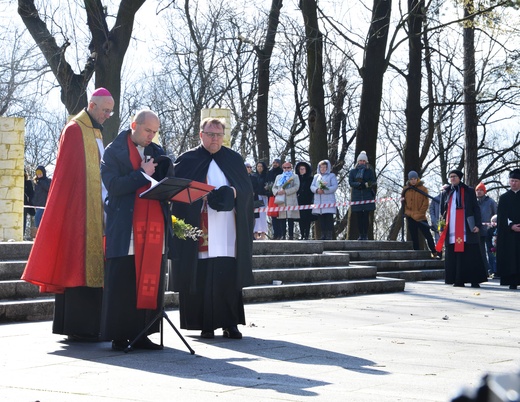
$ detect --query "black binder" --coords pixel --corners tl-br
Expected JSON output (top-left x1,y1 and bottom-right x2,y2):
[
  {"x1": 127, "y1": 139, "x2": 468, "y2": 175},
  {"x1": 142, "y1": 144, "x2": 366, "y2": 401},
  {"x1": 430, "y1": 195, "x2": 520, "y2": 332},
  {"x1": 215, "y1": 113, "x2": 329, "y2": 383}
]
[{"x1": 139, "y1": 177, "x2": 214, "y2": 204}]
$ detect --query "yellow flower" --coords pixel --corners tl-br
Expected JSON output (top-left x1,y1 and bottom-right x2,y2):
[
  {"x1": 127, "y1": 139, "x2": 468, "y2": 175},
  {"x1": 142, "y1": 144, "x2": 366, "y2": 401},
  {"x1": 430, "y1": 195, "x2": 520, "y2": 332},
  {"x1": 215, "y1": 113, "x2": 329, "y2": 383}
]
[{"x1": 171, "y1": 215, "x2": 203, "y2": 241}]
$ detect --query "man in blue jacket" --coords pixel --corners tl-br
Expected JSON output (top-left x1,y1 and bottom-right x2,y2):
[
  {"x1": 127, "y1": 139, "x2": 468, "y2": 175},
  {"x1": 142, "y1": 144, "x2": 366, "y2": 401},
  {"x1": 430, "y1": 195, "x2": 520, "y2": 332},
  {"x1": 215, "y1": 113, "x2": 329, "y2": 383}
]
[{"x1": 101, "y1": 110, "x2": 173, "y2": 351}]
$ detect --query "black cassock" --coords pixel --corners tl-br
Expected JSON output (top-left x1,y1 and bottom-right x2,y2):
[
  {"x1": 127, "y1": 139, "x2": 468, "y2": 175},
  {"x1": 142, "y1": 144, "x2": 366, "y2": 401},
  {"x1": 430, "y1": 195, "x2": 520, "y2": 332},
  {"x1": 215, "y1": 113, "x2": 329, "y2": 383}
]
[
  {"x1": 170, "y1": 145, "x2": 254, "y2": 331},
  {"x1": 439, "y1": 183, "x2": 487, "y2": 285},
  {"x1": 497, "y1": 190, "x2": 520, "y2": 286}
]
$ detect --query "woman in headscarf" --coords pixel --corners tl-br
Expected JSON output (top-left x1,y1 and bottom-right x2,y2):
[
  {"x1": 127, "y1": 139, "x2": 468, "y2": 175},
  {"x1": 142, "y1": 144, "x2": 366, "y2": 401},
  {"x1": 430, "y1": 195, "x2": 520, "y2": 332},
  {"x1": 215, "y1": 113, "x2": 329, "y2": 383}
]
[
  {"x1": 311, "y1": 160, "x2": 338, "y2": 240},
  {"x1": 348, "y1": 151, "x2": 376, "y2": 240},
  {"x1": 272, "y1": 162, "x2": 300, "y2": 240}
]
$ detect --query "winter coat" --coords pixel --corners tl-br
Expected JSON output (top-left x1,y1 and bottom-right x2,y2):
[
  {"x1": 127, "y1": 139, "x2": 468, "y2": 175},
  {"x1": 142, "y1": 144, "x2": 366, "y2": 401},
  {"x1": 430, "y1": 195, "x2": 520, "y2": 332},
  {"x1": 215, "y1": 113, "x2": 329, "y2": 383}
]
[
  {"x1": 348, "y1": 163, "x2": 376, "y2": 212},
  {"x1": 477, "y1": 195, "x2": 497, "y2": 236},
  {"x1": 402, "y1": 180, "x2": 430, "y2": 222},
  {"x1": 310, "y1": 160, "x2": 338, "y2": 215},
  {"x1": 252, "y1": 161, "x2": 269, "y2": 197},
  {"x1": 101, "y1": 129, "x2": 174, "y2": 259},
  {"x1": 439, "y1": 182, "x2": 481, "y2": 245},
  {"x1": 272, "y1": 172, "x2": 300, "y2": 219},
  {"x1": 295, "y1": 161, "x2": 314, "y2": 205},
  {"x1": 32, "y1": 165, "x2": 52, "y2": 207}
]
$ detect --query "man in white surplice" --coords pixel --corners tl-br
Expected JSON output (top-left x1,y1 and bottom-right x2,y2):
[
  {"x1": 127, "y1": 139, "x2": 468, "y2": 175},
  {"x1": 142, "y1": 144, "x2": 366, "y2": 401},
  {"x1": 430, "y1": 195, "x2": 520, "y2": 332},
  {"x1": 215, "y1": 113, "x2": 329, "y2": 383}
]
[{"x1": 171, "y1": 117, "x2": 255, "y2": 340}]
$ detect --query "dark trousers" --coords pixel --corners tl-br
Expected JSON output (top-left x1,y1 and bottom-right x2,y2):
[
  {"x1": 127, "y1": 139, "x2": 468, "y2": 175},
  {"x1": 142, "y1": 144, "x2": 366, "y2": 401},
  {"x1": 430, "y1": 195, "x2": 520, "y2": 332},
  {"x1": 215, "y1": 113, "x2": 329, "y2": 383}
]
[
  {"x1": 272, "y1": 216, "x2": 283, "y2": 239},
  {"x1": 406, "y1": 217, "x2": 436, "y2": 253},
  {"x1": 53, "y1": 286, "x2": 103, "y2": 337},
  {"x1": 318, "y1": 214, "x2": 334, "y2": 239},
  {"x1": 179, "y1": 257, "x2": 245, "y2": 331},
  {"x1": 357, "y1": 211, "x2": 370, "y2": 239},
  {"x1": 299, "y1": 211, "x2": 312, "y2": 239},
  {"x1": 101, "y1": 256, "x2": 162, "y2": 341}
]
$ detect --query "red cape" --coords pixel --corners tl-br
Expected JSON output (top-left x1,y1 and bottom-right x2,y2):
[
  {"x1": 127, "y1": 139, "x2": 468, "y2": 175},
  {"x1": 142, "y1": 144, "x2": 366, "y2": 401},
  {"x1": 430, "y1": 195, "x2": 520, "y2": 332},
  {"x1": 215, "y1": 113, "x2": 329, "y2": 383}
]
[{"x1": 22, "y1": 111, "x2": 104, "y2": 293}]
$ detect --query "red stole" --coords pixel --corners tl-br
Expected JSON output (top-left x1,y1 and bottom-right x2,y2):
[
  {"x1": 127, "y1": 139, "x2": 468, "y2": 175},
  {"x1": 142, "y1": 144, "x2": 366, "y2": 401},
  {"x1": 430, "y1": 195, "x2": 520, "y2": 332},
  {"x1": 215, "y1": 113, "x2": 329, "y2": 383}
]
[
  {"x1": 435, "y1": 187, "x2": 465, "y2": 253},
  {"x1": 127, "y1": 135, "x2": 164, "y2": 309}
]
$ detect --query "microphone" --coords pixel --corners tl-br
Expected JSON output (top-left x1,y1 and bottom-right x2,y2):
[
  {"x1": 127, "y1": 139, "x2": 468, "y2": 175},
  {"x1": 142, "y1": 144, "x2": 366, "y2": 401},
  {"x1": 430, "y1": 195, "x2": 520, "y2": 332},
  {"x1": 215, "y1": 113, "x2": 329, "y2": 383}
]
[{"x1": 144, "y1": 146, "x2": 153, "y2": 163}]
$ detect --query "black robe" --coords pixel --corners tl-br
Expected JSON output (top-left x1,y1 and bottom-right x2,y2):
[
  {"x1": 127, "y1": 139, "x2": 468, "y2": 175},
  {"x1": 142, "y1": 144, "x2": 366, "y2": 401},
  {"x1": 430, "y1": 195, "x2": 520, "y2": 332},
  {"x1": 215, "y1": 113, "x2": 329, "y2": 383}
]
[
  {"x1": 496, "y1": 189, "x2": 520, "y2": 286},
  {"x1": 170, "y1": 145, "x2": 254, "y2": 330},
  {"x1": 439, "y1": 182, "x2": 487, "y2": 285}
]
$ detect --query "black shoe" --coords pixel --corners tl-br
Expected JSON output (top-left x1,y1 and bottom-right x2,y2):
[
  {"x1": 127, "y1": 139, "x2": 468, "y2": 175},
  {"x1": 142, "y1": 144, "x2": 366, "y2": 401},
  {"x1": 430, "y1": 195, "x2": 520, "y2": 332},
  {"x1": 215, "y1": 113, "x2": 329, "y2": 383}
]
[
  {"x1": 111, "y1": 339, "x2": 129, "y2": 351},
  {"x1": 133, "y1": 336, "x2": 163, "y2": 350},
  {"x1": 67, "y1": 334, "x2": 100, "y2": 343},
  {"x1": 453, "y1": 283, "x2": 465, "y2": 287},
  {"x1": 223, "y1": 326, "x2": 242, "y2": 339},
  {"x1": 510, "y1": 285, "x2": 518, "y2": 290},
  {"x1": 471, "y1": 283, "x2": 480, "y2": 288},
  {"x1": 200, "y1": 330, "x2": 215, "y2": 339}
]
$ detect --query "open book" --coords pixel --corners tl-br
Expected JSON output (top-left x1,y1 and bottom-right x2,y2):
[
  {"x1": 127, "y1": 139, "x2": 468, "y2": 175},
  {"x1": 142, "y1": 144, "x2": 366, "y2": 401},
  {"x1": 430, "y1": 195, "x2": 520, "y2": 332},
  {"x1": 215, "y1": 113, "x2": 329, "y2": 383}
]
[{"x1": 139, "y1": 173, "x2": 214, "y2": 204}]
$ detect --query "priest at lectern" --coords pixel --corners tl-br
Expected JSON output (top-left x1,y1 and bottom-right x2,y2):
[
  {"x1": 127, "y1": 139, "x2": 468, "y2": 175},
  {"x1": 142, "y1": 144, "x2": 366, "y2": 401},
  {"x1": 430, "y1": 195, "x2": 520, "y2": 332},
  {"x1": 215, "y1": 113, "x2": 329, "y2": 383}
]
[
  {"x1": 171, "y1": 117, "x2": 254, "y2": 340},
  {"x1": 101, "y1": 109, "x2": 174, "y2": 351}
]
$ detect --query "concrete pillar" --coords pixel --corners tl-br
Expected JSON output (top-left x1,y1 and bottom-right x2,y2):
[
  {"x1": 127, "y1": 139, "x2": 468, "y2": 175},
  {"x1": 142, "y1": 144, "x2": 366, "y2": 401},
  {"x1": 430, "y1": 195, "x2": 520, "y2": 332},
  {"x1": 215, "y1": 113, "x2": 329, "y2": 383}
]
[
  {"x1": 201, "y1": 108, "x2": 231, "y2": 148},
  {"x1": 0, "y1": 117, "x2": 25, "y2": 241}
]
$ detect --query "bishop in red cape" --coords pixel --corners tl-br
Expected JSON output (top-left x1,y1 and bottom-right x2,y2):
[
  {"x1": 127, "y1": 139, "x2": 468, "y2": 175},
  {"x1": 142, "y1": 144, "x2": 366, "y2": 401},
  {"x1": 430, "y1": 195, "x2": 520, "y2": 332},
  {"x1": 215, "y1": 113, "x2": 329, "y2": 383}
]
[{"x1": 21, "y1": 88, "x2": 114, "y2": 341}]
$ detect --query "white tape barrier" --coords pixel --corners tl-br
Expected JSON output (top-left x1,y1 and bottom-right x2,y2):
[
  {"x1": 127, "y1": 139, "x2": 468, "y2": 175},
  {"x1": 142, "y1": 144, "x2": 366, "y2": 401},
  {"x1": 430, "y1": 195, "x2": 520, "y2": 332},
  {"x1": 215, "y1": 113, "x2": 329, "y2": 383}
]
[{"x1": 255, "y1": 197, "x2": 395, "y2": 213}]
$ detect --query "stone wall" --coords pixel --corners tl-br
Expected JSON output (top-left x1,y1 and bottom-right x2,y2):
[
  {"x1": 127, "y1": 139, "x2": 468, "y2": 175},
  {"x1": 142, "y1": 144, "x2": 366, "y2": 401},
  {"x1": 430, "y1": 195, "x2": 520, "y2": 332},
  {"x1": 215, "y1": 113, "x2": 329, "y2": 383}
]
[{"x1": 0, "y1": 117, "x2": 25, "y2": 241}]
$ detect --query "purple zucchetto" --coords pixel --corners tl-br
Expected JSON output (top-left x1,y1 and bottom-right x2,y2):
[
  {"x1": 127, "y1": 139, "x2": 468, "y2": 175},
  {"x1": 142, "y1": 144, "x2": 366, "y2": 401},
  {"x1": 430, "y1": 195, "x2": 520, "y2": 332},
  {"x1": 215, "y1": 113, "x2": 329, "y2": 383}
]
[{"x1": 91, "y1": 87, "x2": 112, "y2": 97}]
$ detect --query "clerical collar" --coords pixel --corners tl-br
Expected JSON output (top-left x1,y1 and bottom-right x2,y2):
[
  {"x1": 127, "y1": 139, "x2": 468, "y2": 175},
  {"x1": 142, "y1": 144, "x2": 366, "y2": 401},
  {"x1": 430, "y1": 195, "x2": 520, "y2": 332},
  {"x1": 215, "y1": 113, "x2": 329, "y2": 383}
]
[{"x1": 84, "y1": 108, "x2": 104, "y2": 131}]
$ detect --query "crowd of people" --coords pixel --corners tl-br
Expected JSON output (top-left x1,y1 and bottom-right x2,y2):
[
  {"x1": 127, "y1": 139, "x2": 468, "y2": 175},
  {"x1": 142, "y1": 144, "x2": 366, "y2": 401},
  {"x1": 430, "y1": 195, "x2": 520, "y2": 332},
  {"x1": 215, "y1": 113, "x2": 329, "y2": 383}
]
[
  {"x1": 18, "y1": 87, "x2": 520, "y2": 354},
  {"x1": 249, "y1": 150, "x2": 376, "y2": 241}
]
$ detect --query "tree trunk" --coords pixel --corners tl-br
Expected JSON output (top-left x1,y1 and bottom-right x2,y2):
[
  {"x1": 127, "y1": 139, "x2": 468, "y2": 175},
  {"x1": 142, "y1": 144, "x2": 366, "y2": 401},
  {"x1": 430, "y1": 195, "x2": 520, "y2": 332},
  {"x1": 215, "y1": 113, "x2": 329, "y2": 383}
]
[
  {"x1": 299, "y1": 0, "x2": 328, "y2": 171},
  {"x1": 18, "y1": 0, "x2": 147, "y2": 144},
  {"x1": 463, "y1": 0, "x2": 479, "y2": 186},
  {"x1": 255, "y1": 0, "x2": 283, "y2": 163},
  {"x1": 348, "y1": 0, "x2": 392, "y2": 240},
  {"x1": 403, "y1": 0, "x2": 425, "y2": 180}
]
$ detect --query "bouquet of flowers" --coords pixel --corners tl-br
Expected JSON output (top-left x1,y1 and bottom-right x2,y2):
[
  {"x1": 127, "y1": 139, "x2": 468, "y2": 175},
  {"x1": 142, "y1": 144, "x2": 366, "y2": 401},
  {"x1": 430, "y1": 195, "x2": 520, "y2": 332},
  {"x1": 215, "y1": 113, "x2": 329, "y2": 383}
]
[
  {"x1": 318, "y1": 180, "x2": 329, "y2": 191},
  {"x1": 171, "y1": 215, "x2": 203, "y2": 241},
  {"x1": 282, "y1": 176, "x2": 294, "y2": 189},
  {"x1": 438, "y1": 218, "x2": 446, "y2": 233}
]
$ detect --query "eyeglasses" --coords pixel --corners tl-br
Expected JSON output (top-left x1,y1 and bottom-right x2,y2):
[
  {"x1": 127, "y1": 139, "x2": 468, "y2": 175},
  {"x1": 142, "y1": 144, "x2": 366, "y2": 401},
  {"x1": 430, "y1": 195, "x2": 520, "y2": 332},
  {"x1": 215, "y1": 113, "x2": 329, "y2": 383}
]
[
  {"x1": 246, "y1": 166, "x2": 252, "y2": 169},
  {"x1": 202, "y1": 131, "x2": 225, "y2": 138},
  {"x1": 93, "y1": 103, "x2": 114, "y2": 116},
  {"x1": 449, "y1": 175, "x2": 459, "y2": 179},
  {"x1": 282, "y1": 166, "x2": 292, "y2": 170}
]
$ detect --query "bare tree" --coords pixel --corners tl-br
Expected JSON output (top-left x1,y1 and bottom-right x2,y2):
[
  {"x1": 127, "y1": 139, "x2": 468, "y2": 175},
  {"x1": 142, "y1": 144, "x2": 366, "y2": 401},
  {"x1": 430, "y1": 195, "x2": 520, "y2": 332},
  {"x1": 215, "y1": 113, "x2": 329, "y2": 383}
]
[
  {"x1": 299, "y1": 0, "x2": 328, "y2": 172},
  {"x1": 0, "y1": 28, "x2": 49, "y2": 116},
  {"x1": 242, "y1": 0, "x2": 283, "y2": 163},
  {"x1": 17, "y1": 0, "x2": 148, "y2": 144}
]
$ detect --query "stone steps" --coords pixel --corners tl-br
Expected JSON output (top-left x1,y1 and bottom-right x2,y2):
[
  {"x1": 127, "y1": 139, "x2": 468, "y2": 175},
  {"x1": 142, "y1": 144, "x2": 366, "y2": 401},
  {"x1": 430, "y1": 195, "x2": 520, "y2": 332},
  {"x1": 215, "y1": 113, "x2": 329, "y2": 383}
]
[{"x1": 0, "y1": 240, "x2": 442, "y2": 323}]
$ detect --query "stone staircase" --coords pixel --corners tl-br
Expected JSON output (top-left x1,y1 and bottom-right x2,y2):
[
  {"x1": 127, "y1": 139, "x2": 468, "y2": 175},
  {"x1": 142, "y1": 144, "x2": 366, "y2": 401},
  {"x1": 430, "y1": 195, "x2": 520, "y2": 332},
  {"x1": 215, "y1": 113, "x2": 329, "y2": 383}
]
[{"x1": 0, "y1": 240, "x2": 444, "y2": 323}]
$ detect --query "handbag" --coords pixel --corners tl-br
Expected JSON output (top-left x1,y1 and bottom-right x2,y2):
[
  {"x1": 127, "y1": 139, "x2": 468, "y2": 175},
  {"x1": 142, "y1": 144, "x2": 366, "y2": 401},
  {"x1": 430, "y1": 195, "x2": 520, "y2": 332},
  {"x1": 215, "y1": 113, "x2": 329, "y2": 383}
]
[
  {"x1": 274, "y1": 193, "x2": 285, "y2": 205},
  {"x1": 267, "y1": 196, "x2": 279, "y2": 218}
]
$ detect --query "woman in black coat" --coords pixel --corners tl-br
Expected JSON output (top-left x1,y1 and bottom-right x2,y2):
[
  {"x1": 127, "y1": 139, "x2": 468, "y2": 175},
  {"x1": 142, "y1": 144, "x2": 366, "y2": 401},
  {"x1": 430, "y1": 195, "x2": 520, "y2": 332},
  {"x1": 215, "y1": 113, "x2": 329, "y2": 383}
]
[
  {"x1": 295, "y1": 161, "x2": 314, "y2": 240},
  {"x1": 348, "y1": 151, "x2": 376, "y2": 240}
]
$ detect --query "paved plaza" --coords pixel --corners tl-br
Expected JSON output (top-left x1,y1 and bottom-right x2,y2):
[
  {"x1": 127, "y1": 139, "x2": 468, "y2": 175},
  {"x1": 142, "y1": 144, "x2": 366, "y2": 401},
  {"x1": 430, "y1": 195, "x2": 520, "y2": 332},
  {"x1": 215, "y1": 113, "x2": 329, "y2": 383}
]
[{"x1": 1, "y1": 280, "x2": 519, "y2": 402}]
